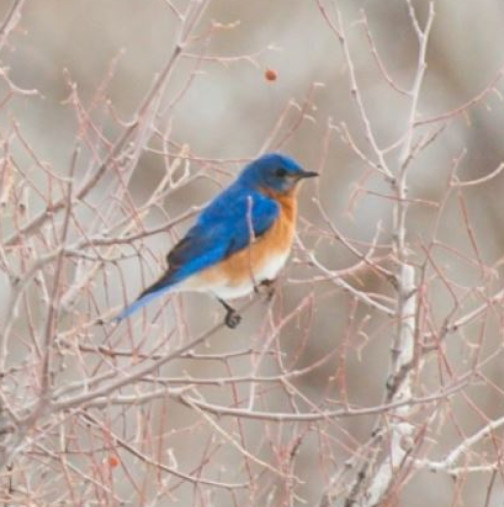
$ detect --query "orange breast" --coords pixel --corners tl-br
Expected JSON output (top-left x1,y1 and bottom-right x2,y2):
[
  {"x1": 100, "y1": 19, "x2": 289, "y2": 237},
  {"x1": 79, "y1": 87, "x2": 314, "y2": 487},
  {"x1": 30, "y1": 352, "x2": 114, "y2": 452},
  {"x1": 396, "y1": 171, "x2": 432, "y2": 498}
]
[{"x1": 199, "y1": 191, "x2": 297, "y2": 287}]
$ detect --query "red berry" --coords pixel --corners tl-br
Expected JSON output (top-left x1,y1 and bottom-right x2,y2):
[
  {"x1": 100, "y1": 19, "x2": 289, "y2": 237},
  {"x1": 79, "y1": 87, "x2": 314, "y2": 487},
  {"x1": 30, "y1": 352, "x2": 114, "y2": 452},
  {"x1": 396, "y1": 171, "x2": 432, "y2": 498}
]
[
  {"x1": 265, "y1": 68, "x2": 277, "y2": 81},
  {"x1": 108, "y1": 455, "x2": 120, "y2": 468}
]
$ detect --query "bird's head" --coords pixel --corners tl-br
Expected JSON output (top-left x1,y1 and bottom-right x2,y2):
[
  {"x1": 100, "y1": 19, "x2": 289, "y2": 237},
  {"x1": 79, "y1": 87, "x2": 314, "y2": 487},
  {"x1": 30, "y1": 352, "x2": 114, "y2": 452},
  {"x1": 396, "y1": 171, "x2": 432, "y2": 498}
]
[{"x1": 238, "y1": 153, "x2": 318, "y2": 195}]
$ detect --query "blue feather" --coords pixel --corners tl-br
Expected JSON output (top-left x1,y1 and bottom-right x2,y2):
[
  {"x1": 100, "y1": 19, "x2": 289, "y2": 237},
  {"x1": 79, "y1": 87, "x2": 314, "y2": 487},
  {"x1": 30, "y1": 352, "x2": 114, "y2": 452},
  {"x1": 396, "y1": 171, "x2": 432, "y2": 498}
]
[
  {"x1": 115, "y1": 184, "x2": 279, "y2": 320},
  {"x1": 114, "y1": 290, "x2": 168, "y2": 322}
]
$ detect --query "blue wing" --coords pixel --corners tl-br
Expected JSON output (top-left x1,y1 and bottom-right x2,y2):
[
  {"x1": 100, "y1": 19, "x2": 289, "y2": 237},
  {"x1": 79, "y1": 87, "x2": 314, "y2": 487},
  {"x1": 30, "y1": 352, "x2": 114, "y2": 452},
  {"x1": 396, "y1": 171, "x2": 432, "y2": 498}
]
[{"x1": 115, "y1": 183, "x2": 279, "y2": 321}]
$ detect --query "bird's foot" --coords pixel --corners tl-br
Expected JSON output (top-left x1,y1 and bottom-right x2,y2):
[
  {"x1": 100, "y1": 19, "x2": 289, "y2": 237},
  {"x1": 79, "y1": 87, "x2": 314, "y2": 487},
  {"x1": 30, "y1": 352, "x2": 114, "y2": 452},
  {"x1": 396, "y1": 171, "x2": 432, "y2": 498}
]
[
  {"x1": 218, "y1": 298, "x2": 242, "y2": 329},
  {"x1": 224, "y1": 308, "x2": 242, "y2": 329},
  {"x1": 256, "y1": 279, "x2": 276, "y2": 302}
]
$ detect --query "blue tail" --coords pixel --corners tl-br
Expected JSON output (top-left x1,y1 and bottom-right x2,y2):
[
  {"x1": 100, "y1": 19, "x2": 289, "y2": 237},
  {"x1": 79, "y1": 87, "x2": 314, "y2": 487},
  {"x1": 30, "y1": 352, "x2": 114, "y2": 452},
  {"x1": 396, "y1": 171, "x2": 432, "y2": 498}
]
[
  {"x1": 114, "y1": 270, "x2": 179, "y2": 322},
  {"x1": 114, "y1": 290, "x2": 168, "y2": 322}
]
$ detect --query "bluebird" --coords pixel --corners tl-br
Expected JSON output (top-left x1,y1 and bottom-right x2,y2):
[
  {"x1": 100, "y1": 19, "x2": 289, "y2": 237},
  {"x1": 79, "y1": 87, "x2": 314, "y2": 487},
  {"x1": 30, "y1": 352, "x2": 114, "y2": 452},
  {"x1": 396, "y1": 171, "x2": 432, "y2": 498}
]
[{"x1": 115, "y1": 153, "x2": 318, "y2": 328}]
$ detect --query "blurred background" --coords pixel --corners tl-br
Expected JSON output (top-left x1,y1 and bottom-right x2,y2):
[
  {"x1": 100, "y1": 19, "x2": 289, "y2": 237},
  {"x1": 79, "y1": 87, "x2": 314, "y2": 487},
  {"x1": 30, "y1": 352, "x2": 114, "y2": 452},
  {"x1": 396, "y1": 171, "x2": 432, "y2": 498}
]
[{"x1": 2, "y1": 0, "x2": 504, "y2": 505}]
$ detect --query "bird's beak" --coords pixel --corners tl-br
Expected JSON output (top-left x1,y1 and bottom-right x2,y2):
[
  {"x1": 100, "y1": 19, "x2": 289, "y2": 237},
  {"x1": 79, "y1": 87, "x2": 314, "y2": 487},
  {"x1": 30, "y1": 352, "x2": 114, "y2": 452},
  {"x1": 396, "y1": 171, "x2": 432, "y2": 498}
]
[{"x1": 298, "y1": 170, "x2": 319, "y2": 179}]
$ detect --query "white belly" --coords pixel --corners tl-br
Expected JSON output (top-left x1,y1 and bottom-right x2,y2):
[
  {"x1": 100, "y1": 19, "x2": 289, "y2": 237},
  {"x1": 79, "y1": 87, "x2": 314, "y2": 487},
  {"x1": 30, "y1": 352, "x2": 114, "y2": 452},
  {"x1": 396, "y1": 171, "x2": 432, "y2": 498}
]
[{"x1": 180, "y1": 250, "x2": 290, "y2": 300}]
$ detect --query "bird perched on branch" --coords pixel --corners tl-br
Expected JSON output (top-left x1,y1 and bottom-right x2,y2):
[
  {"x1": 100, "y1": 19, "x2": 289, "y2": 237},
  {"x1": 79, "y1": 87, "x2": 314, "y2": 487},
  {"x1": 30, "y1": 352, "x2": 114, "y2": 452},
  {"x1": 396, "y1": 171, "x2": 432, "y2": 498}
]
[{"x1": 115, "y1": 153, "x2": 318, "y2": 328}]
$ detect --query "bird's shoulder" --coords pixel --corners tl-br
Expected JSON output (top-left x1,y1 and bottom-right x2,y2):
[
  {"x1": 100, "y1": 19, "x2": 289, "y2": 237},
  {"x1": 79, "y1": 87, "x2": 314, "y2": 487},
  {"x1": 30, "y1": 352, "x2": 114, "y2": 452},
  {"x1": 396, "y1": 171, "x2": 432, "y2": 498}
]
[{"x1": 197, "y1": 181, "x2": 280, "y2": 227}]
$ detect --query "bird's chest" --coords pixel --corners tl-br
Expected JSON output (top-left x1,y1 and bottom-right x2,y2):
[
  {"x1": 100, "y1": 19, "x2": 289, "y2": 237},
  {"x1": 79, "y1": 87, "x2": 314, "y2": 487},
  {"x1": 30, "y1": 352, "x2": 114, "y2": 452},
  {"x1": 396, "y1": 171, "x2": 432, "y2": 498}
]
[
  {"x1": 249, "y1": 213, "x2": 294, "y2": 281},
  {"x1": 226, "y1": 200, "x2": 295, "y2": 283}
]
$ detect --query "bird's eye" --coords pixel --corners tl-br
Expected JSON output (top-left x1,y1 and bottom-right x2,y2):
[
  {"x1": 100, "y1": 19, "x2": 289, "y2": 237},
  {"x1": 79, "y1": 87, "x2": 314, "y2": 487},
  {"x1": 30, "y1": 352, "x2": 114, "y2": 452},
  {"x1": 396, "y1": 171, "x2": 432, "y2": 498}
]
[{"x1": 275, "y1": 167, "x2": 287, "y2": 178}]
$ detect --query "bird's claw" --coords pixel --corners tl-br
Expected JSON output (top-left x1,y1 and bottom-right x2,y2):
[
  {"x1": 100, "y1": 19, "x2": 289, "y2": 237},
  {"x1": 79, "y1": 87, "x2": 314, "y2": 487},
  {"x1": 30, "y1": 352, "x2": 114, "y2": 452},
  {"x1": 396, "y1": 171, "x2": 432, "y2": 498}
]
[
  {"x1": 225, "y1": 309, "x2": 242, "y2": 329},
  {"x1": 257, "y1": 279, "x2": 276, "y2": 301}
]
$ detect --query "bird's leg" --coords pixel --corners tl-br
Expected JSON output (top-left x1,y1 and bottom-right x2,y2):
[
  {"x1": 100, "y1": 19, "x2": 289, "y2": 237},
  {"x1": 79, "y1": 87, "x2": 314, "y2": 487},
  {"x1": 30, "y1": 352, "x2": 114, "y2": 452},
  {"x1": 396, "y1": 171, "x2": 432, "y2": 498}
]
[
  {"x1": 264, "y1": 279, "x2": 276, "y2": 302},
  {"x1": 255, "y1": 279, "x2": 276, "y2": 301},
  {"x1": 217, "y1": 298, "x2": 242, "y2": 329}
]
